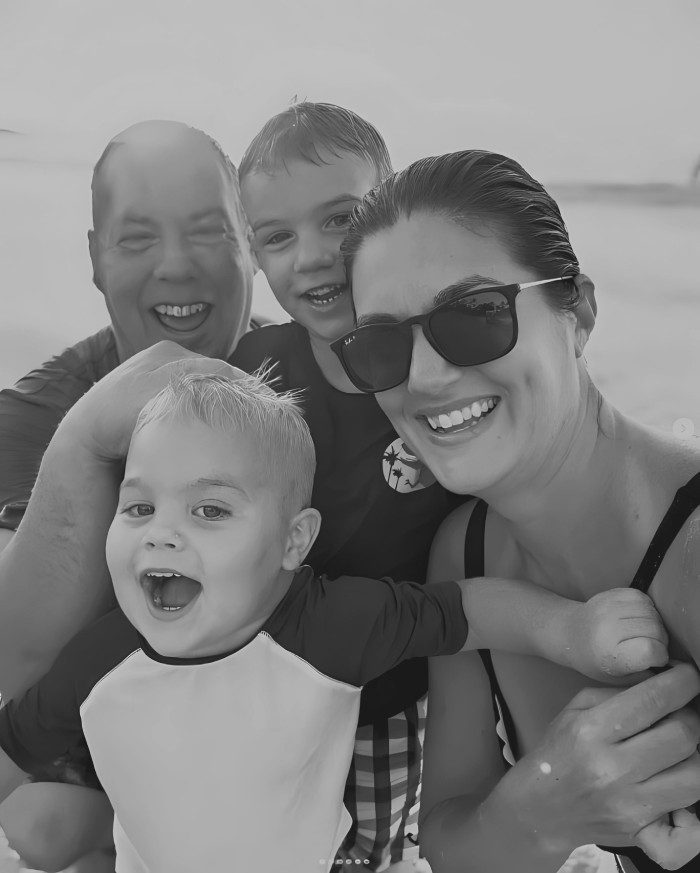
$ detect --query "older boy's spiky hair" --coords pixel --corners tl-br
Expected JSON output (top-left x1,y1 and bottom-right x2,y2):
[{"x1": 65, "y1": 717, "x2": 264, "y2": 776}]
[
  {"x1": 239, "y1": 101, "x2": 392, "y2": 184},
  {"x1": 133, "y1": 369, "x2": 315, "y2": 515}
]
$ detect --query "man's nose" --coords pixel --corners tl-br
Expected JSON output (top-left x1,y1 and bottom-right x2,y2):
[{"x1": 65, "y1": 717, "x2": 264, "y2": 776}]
[
  {"x1": 405, "y1": 328, "x2": 464, "y2": 396},
  {"x1": 293, "y1": 235, "x2": 336, "y2": 274},
  {"x1": 153, "y1": 236, "x2": 197, "y2": 283}
]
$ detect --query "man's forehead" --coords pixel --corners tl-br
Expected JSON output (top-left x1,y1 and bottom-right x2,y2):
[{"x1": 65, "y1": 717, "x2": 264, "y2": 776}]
[{"x1": 94, "y1": 124, "x2": 241, "y2": 227}]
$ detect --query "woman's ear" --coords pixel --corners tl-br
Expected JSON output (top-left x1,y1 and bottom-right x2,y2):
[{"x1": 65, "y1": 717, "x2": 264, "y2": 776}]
[
  {"x1": 572, "y1": 274, "x2": 596, "y2": 357},
  {"x1": 281, "y1": 508, "x2": 321, "y2": 571}
]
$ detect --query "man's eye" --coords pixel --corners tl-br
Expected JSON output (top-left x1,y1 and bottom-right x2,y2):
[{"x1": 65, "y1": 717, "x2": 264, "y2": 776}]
[
  {"x1": 326, "y1": 212, "x2": 352, "y2": 230},
  {"x1": 118, "y1": 235, "x2": 156, "y2": 251},
  {"x1": 264, "y1": 231, "x2": 293, "y2": 247},
  {"x1": 189, "y1": 227, "x2": 227, "y2": 244},
  {"x1": 124, "y1": 503, "x2": 153, "y2": 517},
  {"x1": 193, "y1": 505, "x2": 230, "y2": 520}
]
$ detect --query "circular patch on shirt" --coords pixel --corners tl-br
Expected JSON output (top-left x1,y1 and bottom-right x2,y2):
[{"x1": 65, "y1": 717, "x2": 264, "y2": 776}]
[{"x1": 382, "y1": 438, "x2": 436, "y2": 493}]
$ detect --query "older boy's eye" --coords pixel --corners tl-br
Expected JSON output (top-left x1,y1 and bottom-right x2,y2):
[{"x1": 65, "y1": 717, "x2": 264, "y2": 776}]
[
  {"x1": 326, "y1": 212, "x2": 352, "y2": 230},
  {"x1": 193, "y1": 505, "x2": 230, "y2": 520},
  {"x1": 264, "y1": 231, "x2": 293, "y2": 247},
  {"x1": 124, "y1": 503, "x2": 154, "y2": 517}
]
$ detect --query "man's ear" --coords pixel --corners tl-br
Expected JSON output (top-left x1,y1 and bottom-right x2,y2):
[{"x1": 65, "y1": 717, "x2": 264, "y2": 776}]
[
  {"x1": 281, "y1": 508, "x2": 321, "y2": 571},
  {"x1": 88, "y1": 229, "x2": 105, "y2": 294},
  {"x1": 572, "y1": 273, "x2": 596, "y2": 358}
]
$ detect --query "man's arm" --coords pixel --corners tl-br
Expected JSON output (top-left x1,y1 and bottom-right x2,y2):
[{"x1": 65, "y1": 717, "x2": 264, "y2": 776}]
[{"x1": 0, "y1": 342, "x2": 238, "y2": 700}]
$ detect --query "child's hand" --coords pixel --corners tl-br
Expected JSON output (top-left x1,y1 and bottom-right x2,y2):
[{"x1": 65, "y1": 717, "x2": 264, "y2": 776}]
[
  {"x1": 568, "y1": 588, "x2": 669, "y2": 682},
  {"x1": 637, "y1": 808, "x2": 700, "y2": 870}
]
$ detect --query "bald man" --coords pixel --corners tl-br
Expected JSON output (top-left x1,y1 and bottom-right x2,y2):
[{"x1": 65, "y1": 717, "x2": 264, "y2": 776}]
[
  {"x1": 0, "y1": 122, "x2": 264, "y2": 871},
  {"x1": 0, "y1": 120, "x2": 263, "y2": 552}
]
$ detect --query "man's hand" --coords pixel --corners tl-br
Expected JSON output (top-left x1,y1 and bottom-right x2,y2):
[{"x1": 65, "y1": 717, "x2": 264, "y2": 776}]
[
  {"x1": 61, "y1": 341, "x2": 242, "y2": 461},
  {"x1": 567, "y1": 587, "x2": 669, "y2": 682},
  {"x1": 498, "y1": 663, "x2": 700, "y2": 864}
]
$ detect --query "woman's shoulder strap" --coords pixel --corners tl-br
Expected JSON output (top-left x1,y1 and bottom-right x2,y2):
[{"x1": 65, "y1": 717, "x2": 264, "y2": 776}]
[
  {"x1": 463, "y1": 498, "x2": 488, "y2": 578},
  {"x1": 631, "y1": 472, "x2": 700, "y2": 593}
]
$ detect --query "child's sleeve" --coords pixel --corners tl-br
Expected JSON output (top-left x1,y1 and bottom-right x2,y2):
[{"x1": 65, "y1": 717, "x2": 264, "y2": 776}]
[{"x1": 271, "y1": 572, "x2": 468, "y2": 687}]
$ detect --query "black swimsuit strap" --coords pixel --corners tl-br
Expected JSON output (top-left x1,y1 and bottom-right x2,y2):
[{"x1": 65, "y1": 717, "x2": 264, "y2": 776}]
[
  {"x1": 463, "y1": 499, "x2": 521, "y2": 763},
  {"x1": 631, "y1": 472, "x2": 700, "y2": 593}
]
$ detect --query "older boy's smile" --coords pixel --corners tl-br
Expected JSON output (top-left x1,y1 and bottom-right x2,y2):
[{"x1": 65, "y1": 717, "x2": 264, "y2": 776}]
[{"x1": 302, "y1": 283, "x2": 348, "y2": 308}]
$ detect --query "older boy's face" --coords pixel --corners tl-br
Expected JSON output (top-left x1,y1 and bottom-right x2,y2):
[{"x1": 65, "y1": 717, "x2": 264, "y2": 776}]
[
  {"x1": 90, "y1": 127, "x2": 254, "y2": 363},
  {"x1": 242, "y1": 151, "x2": 377, "y2": 344},
  {"x1": 107, "y1": 419, "x2": 289, "y2": 658}
]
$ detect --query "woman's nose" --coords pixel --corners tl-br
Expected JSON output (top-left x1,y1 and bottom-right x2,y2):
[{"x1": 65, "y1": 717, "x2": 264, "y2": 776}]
[
  {"x1": 293, "y1": 236, "x2": 336, "y2": 274},
  {"x1": 405, "y1": 328, "x2": 464, "y2": 396}
]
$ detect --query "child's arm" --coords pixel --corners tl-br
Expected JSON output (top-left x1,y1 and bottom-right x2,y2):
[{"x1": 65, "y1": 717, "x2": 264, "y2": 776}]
[
  {"x1": 0, "y1": 747, "x2": 27, "y2": 807},
  {"x1": 457, "y1": 578, "x2": 668, "y2": 680}
]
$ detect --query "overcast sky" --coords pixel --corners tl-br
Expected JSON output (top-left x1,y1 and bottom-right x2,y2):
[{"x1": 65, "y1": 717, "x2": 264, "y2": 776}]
[{"x1": 1, "y1": 0, "x2": 699, "y2": 182}]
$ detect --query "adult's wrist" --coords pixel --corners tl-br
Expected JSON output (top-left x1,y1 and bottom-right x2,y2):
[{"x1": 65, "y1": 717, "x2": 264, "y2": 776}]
[{"x1": 487, "y1": 761, "x2": 577, "y2": 863}]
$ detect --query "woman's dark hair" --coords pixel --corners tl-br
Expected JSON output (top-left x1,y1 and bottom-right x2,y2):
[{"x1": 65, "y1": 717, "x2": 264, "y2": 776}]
[{"x1": 343, "y1": 150, "x2": 581, "y2": 312}]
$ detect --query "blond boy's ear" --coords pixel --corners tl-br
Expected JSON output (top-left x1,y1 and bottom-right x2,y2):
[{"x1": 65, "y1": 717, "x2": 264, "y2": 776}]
[{"x1": 281, "y1": 508, "x2": 321, "y2": 571}]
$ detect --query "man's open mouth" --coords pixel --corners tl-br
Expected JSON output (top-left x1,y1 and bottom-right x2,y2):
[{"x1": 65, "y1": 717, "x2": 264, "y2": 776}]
[
  {"x1": 140, "y1": 570, "x2": 202, "y2": 616},
  {"x1": 152, "y1": 302, "x2": 211, "y2": 333}
]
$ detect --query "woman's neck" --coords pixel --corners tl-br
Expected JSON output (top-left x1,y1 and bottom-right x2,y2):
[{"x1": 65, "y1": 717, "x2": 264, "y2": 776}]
[{"x1": 478, "y1": 384, "x2": 651, "y2": 596}]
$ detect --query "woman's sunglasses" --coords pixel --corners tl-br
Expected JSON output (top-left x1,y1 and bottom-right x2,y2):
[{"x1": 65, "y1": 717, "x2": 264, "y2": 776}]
[{"x1": 331, "y1": 277, "x2": 570, "y2": 393}]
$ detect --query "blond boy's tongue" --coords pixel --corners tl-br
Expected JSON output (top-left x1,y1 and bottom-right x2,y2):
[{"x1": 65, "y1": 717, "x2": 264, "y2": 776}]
[{"x1": 157, "y1": 576, "x2": 201, "y2": 608}]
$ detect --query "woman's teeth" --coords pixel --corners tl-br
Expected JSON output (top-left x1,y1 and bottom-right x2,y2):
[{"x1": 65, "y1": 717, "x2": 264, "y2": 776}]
[
  {"x1": 426, "y1": 397, "x2": 499, "y2": 432},
  {"x1": 154, "y1": 303, "x2": 207, "y2": 317},
  {"x1": 304, "y1": 285, "x2": 346, "y2": 307}
]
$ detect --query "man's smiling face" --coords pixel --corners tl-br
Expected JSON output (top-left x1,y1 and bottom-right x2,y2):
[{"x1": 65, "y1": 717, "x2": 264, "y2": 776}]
[{"x1": 89, "y1": 123, "x2": 255, "y2": 362}]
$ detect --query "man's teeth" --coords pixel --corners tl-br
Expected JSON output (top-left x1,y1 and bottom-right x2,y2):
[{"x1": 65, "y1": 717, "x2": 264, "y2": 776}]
[
  {"x1": 304, "y1": 285, "x2": 345, "y2": 306},
  {"x1": 427, "y1": 398, "x2": 499, "y2": 432},
  {"x1": 154, "y1": 303, "x2": 207, "y2": 317}
]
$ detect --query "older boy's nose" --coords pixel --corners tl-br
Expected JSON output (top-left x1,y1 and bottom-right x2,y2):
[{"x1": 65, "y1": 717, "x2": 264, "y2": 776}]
[{"x1": 293, "y1": 237, "x2": 336, "y2": 274}]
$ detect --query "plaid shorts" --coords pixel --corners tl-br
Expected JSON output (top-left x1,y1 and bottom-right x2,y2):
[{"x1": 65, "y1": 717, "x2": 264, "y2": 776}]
[{"x1": 335, "y1": 695, "x2": 428, "y2": 871}]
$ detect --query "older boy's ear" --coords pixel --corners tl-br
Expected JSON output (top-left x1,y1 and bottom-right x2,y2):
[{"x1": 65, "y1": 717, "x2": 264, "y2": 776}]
[
  {"x1": 573, "y1": 274, "x2": 596, "y2": 357},
  {"x1": 246, "y1": 225, "x2": 260, "y2": 275},
  {"x1": 88, "y1": 229, "x2": 105, "y2": 294},
  {"x1": 281, "y1": 508, "x2": 321, "y2": 571}
]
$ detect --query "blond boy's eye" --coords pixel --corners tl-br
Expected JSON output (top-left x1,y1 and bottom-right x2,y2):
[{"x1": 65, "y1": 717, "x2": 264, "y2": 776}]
[
  {"x1": 124, "y1": 503, "x2": 153, "y2": 517},
  {"x1": 193, "y1": 505, "x2": 230, "y2": 520}
]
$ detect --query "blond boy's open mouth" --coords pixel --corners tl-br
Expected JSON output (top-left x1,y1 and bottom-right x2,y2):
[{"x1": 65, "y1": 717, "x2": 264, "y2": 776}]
[{"x1": 140, "y1": 570, "x2": 202, "y2": 621}]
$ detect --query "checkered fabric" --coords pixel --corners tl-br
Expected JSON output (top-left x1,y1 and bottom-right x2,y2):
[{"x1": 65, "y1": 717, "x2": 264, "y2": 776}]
[{"x1": 335, "y1": 696, "x2": 427, "y2": 871}]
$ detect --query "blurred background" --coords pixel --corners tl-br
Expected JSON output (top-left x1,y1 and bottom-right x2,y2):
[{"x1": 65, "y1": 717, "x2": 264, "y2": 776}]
[{"x1": 1, "y1": 0, "x2": 698, "y2": 434}]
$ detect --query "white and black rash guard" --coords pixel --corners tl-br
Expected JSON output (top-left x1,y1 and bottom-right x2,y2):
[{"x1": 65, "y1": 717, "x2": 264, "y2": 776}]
[{"x1": 0, "y1": 566, "x2": 467, "y2": 873}]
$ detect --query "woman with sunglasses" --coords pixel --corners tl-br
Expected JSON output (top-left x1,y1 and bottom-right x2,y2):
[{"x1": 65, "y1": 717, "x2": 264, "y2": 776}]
[{"x1": 333, "y1": 150, "x2": 700, "y2": 872}]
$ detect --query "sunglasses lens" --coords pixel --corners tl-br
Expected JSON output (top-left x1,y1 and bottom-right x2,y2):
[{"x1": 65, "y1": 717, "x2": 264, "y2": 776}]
[
  {"x1": 339, "y1": 325, "x2": 413, "y2": 392},
  {"x1": 429, "y1": 290, "x2": 514, "y2": 365}
]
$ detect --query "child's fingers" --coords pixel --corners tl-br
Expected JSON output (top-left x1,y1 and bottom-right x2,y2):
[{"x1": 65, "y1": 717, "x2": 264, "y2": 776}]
[
  {"x1": 619, "y1": 614, "x2": 669, "y2": 645},
  {"x1": 607, "y1": 638, "x2": 669, "y2": 676},
  {"x1": 636, "y1": 810, "x2": 700, "y2": 870}
]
